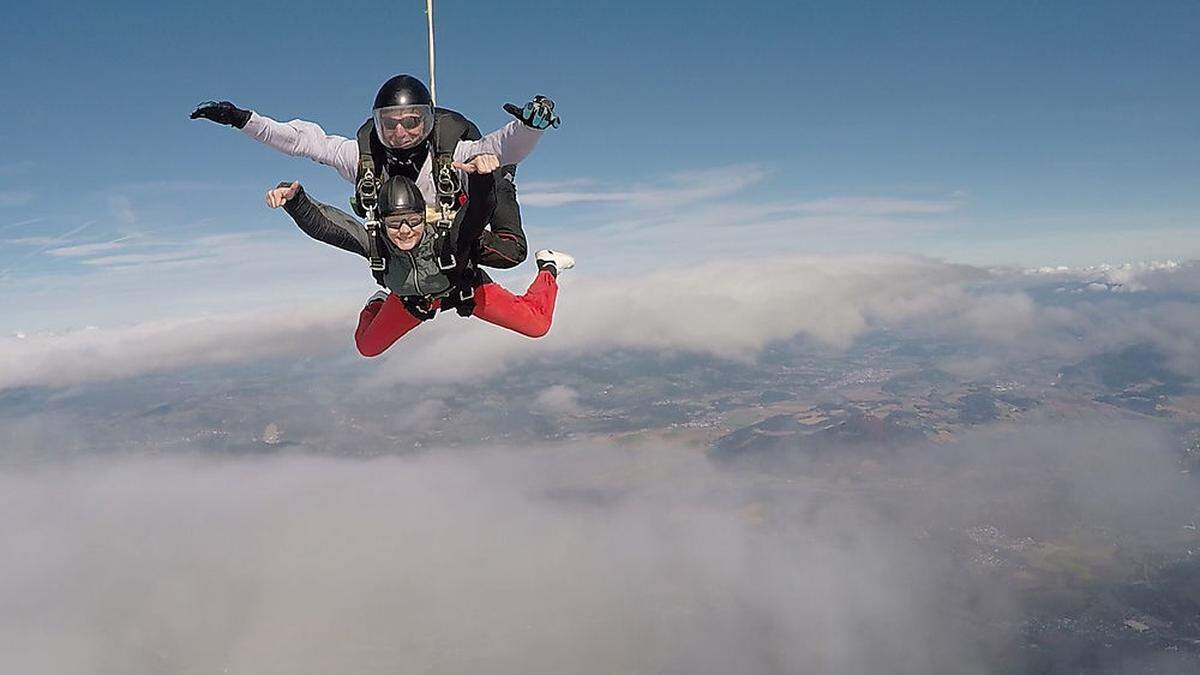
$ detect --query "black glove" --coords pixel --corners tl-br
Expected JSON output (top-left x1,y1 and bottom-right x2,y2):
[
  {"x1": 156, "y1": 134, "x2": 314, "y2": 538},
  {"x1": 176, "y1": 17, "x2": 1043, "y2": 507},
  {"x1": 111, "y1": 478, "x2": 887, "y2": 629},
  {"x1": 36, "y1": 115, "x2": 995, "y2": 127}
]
[
  {"x1": 503, "y1": 95, "x2": 560, "y2": 130},
  {"x1": 190, "y1": 101, "x2": 252, "y2": 129}
]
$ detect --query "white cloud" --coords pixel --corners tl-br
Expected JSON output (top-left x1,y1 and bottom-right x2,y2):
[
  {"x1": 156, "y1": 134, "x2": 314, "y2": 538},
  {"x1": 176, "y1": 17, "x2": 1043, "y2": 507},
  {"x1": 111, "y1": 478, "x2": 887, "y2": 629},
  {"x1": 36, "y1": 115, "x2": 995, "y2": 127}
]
[
  {"x1": 362, "y1": 255, "x2": 987, "y2": 385},
  {"x1": 1023, "y1": 259, "x2": 1191, "y2": 292},
  {"x1": 80, "y1": 250, "x2": 209, "y2": 268},
  {"x1": 1, "y1": 422, "x2": 1193, "y2": 674},
  {"x1": 0, "y1": 304, "x2": 352, "y2": 390},
  {"x1": 4, "y1": 253, "x2": 981, "y2": 390},
  {"x1": 533, "y1": 385, "x2": 582, "y2": 416},
  {"x1": 518, "y1": 165, "x2": 1200, "y2": 269},
  {"x1": 0, "y1": 163, "x2": 974, "y2": 337},
  {"x1": 0, "y1": 217, "x2": 45, "y2": 235},
  {"x1": 46, "y1": 240, "x2": 129, "y2": 258},
  {"x1": 520, "y1": 169, "x2": 959, "y2": 217},
  {"x1": 0, "y1": 220, "x2": 97, "y2": 281},
  {"x1": 521, "y1": 165, "x2": 770, "y2": 208},
  {"x1": 516, "y1": 177, "x2": 597, "y2": 192},
  {"x1": 0, "y1": 444, "x2": 991, "y2": 674},
  {"x1": 1, "y1": 149, "x2": 1196, "y2": 394},
  {"x1": 6, "y1": 253, "x2": 1200, "y2": 391},
  {"x1": 0, "y1": 226, "x2": 370, "y2": 334}
]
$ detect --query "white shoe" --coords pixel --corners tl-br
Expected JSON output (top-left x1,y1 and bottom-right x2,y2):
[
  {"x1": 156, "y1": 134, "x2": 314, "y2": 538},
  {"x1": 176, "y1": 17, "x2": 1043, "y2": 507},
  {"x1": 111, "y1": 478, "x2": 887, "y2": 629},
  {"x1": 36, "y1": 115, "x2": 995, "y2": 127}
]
[{"x1": 535, "y1": 249, "x2": 575, "y2": 275}]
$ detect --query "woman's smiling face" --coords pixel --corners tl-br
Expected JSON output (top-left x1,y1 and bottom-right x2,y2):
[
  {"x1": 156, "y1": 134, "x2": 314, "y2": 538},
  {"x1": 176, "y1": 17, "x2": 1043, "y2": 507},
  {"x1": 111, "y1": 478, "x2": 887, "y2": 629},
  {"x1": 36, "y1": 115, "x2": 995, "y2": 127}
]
[{"x1": 383, "y1": 212, "x2": 426, "y2": 251}]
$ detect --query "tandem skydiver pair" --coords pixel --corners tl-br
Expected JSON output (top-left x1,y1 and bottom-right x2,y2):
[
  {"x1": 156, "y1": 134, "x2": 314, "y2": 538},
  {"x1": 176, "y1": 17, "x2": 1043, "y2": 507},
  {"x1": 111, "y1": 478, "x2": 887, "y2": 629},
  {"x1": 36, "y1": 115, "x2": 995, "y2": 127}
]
[{"x1": 192, "y1": 75, "x2": 572, "y2": 356}]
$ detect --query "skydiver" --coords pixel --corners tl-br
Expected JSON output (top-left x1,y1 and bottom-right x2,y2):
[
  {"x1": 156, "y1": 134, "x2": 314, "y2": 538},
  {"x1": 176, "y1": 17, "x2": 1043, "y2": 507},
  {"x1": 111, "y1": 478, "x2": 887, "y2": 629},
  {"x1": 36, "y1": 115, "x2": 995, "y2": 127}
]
[
  {"x1": 190, "y1": 75, "x2": 559, "y2": 270},
  {"x1": 265, "y1": 172, "x2": 574, "y2": 356}
]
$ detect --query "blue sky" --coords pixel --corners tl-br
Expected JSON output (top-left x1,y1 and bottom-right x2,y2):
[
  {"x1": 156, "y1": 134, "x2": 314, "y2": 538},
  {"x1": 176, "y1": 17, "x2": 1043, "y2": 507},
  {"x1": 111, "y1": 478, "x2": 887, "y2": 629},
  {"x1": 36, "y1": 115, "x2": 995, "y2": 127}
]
[{"x1": 1, "y1": 0, "x2": 1198, "y2": 332}]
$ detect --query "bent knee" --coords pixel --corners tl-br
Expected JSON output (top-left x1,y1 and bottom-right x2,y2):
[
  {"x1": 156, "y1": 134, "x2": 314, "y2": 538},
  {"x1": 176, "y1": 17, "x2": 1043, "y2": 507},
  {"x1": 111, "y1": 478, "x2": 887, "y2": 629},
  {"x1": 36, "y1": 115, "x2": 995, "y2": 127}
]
[
  {"x1": 518, "y1": 319, "x2": 552, "y2": 339},
  {"x1": 487, "y1": 237, "x2": 527, "y2": 269},
  {"x1": 513, "y1": 244, "x2": 528, "y2": 265}
]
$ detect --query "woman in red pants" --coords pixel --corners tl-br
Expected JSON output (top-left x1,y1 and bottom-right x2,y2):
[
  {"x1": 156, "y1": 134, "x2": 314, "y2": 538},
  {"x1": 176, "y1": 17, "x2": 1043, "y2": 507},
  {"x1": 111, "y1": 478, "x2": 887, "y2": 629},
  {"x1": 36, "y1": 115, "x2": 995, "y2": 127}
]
[{"x1": 266, "y1": 166, "x2": 574, "y2": 357}]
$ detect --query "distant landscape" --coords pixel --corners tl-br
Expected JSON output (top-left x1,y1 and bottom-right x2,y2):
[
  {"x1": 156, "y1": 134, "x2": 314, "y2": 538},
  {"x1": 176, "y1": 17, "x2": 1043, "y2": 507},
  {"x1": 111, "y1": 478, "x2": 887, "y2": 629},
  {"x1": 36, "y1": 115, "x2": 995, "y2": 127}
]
[{"x1": 5, "y1": 263, "x2": 1199, "y2": 674}]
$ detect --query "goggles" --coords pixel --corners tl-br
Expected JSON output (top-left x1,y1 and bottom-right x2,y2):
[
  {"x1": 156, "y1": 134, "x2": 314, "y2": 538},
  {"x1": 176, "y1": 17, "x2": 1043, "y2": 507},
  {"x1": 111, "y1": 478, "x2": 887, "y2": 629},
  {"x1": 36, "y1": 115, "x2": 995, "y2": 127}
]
[
  {"x1": 374, "y1": 104, "x2": 433, "y2": 149},
  {"x1": 383, "y1": 214, "x2": 425, "y2": 231}
]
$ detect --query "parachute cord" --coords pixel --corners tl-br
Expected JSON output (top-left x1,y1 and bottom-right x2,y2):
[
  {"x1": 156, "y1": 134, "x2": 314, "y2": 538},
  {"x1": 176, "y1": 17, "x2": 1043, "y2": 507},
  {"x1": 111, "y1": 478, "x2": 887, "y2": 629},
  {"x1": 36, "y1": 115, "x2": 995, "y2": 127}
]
[{"x1": 425, "y1": 0, "x2": 437, "y2": 106}]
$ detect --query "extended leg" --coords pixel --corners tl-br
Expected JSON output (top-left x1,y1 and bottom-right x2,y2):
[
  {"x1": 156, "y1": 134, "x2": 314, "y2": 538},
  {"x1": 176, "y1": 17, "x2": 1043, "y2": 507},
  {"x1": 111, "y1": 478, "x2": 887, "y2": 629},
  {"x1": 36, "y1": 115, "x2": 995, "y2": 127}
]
[{"x1": 471, "y1": 271, "x2": 559, "y2": 338}]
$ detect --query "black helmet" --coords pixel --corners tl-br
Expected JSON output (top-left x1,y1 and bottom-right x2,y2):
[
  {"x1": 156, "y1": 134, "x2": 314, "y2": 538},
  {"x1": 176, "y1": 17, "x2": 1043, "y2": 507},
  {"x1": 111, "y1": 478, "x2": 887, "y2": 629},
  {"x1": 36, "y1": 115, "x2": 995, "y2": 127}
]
[
  {"x1": 372, "y1": 75, "x2": 435, "y2": 150},
  {"x1": 377, "y1": 175, "x2": 426, "y2": 217},
  {"x1": 373, "y1": 74, "x2": 432, "y2": 109}
]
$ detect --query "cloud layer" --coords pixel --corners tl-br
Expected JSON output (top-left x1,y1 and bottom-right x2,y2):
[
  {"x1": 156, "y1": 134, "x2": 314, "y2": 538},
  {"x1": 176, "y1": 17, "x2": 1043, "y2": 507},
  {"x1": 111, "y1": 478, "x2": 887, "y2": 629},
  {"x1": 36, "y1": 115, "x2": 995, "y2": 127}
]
[
  {"x1": 5, "y1": 255, "x2": 1200, "y2": 391},
  {"x1": 0, "y1": 305, "x2": 351, "y2": 390},
  {"x1": 2, "y1": 420, "x2": 1195, "y2": 674}
]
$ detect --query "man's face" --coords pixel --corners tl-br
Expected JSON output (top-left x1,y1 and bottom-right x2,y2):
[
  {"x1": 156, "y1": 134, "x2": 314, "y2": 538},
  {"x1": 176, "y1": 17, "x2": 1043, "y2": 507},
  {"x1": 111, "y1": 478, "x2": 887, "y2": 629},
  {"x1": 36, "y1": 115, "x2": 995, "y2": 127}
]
[
  {"x1": 375, "y1": 105, "x2": 432, "y2": 150},
  {"x1": 384, "y1": 212, "x2": 425, "y2": 251}
]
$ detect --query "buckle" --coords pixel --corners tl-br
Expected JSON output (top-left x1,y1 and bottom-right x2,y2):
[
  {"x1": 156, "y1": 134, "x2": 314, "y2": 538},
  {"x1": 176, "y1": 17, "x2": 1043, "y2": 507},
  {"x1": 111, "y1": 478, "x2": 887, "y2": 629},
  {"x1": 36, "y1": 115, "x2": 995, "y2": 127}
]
[
  {"x1": 436, "y1": 165, "x2": 460, "y2": 193},
  {"x1": 357, "y1": 171, "x2": 378, "y2": 200},
  {"x1": 369, "y1": 257, "x2": 386, "y2": 272},
  {"x1": 438, "y1": 252, "x2": 456, "y2": 271}
]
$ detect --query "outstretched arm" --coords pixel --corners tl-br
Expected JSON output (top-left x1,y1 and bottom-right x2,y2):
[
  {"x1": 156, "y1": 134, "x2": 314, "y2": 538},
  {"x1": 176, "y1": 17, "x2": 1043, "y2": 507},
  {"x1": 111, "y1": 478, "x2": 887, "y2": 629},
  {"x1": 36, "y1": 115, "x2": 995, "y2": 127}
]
[
  {"x1": 453, "y1": 96, "x2": 560, "y2": 167},
  {"x1": 192, "y1": 101, "x2": 359, "y2": 183},
  {"x1": 454, "y1": 121, "x2": 542, "y2": 168},
  {"x1": 267, "y1": 182, "x2": 371, "y2": 257},
  {"x1": 243, "y1": 114, "x2": 360, "y2": 183}
]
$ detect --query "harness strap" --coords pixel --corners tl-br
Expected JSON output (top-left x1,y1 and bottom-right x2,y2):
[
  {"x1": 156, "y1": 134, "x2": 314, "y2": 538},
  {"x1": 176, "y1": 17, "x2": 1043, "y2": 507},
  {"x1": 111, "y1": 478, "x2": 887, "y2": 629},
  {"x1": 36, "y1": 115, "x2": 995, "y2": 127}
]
[
  {"x1": 428, "y1": 116, "x2": 475, "y2": 316},
  {"x1": 429, "y1": 209, "x2": 476, "y2": 317},
  {"x1": 354, "y1": 122, "x2": 390, "y2": 287}
]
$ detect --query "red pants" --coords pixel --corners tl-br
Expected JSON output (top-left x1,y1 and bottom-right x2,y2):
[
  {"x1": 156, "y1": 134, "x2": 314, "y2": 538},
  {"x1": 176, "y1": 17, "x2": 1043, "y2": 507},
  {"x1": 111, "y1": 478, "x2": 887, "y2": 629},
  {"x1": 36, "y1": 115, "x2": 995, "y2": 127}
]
[{"x1": 354, "y1": 270, "x2": 559, "y2": 357}]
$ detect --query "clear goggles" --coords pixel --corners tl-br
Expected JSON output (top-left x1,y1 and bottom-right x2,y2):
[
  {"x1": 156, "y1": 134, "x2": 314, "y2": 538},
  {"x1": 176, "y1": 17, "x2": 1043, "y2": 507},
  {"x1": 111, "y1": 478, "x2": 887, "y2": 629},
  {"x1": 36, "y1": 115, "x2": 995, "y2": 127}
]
[{"x1": 373, "y1": 104, "x2": 433, "y2": 149}]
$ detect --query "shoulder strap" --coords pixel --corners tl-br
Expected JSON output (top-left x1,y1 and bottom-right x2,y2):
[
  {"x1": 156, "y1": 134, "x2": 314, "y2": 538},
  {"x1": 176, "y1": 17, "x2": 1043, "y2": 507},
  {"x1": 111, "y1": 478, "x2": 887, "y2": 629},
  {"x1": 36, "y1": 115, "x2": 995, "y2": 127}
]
[
  {"x1": 433, "y1": 108, "x2": 475, "y2": 150},
  {"x1": 352, "y1": 120, "x2": 379, "y2": 217},
  {"x1": 352, "y1": 119, "x2": 388, "y2": 285},
  {"x1": 428, "y1": 110, "x2": 469, "y2": 222}
]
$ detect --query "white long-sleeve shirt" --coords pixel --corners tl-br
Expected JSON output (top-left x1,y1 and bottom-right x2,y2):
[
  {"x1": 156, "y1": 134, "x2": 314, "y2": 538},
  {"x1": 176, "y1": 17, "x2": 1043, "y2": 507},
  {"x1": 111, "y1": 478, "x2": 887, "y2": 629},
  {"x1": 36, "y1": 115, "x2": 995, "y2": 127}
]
[{"x1": 241, "y1": 112, "x2": 542, "y2": 203}]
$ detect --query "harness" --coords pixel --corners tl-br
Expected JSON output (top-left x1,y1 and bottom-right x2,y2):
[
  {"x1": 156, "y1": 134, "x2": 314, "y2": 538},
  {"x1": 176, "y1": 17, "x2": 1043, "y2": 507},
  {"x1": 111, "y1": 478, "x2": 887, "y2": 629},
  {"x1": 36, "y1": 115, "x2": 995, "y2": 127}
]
[
  {"x1": 352, "y1": 110, "x2": 479, "y2": 317},
  {"x1": 353, "y1": 124, "x2": 387, "y2": 286}
]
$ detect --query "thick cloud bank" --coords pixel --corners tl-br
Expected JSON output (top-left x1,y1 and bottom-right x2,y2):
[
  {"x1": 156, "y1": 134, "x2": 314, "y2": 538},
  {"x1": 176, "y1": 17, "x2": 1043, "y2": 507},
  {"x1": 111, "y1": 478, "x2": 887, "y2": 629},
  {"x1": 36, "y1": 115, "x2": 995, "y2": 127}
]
[
  {"x1": 5, "y1": 256, "x2": 1200, "y2": 390},
  {"x1": 2, "y1": 422, "x2": 1197, "y2": 674},
  {"x1": 0, "y1": 446, "x2": 982, "y2": 675},
  {"x1": 0, "y1": 305, "x2": 351, "y2": 390},
  {"x1": 0, "y1": 255, "x2": 982, "y2": 389}
]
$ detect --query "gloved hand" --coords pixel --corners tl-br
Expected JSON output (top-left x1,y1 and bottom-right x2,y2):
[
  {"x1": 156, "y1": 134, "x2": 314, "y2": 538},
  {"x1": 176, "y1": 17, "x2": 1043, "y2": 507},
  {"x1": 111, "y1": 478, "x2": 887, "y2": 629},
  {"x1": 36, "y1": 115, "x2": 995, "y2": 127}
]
[
  {"x1": 503, "y1": 95, "x2": 560, "y2": 130},
  {"x1": 190, "y1": 101, "x2": 252, "y2": 129}
]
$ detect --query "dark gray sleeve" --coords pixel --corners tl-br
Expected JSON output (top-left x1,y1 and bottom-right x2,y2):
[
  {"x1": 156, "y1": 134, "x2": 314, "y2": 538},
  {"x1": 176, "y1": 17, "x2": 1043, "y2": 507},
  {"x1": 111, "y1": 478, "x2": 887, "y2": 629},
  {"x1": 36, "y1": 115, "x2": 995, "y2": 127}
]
[{"x1": 280, "y1": 185, "x2": 371, "y2": 258}]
